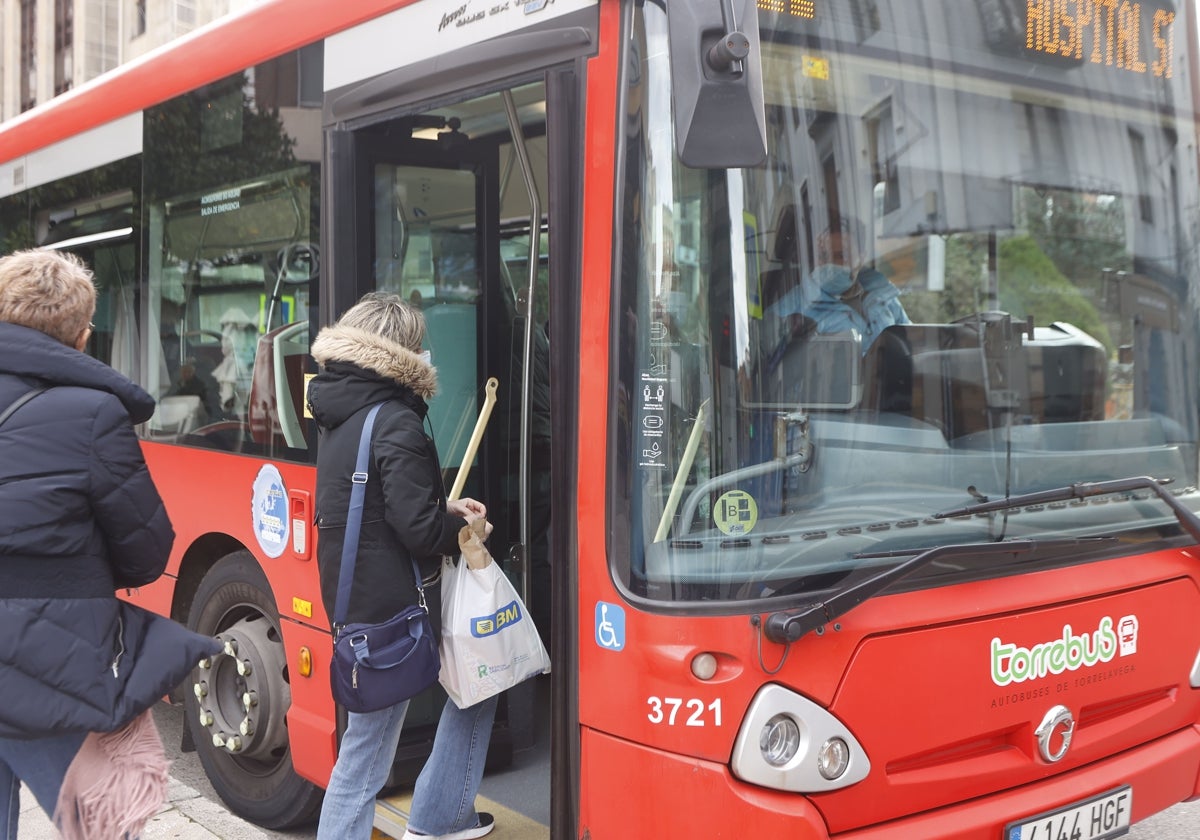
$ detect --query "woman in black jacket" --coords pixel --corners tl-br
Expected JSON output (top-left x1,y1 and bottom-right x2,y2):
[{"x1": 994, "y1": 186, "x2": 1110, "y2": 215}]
[
  {"x1": 0, "y1": 249, "x2": 220, "y2": 840},
  {"x1": 310, "y1": 292, "x2": 497, "y2": 840}
]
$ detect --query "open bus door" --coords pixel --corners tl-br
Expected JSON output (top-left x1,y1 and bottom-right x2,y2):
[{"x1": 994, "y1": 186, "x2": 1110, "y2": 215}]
[{"x1": 324, "y1": 74, "x2": 577, "y2": 836}]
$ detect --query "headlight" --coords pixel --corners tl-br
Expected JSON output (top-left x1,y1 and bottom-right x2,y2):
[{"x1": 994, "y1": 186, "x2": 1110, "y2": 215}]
[
  {"x1": 817, "y1": 737, "x2": 850, "y2": 780},
  {"x1": 760, "y1": 714, "x2": 801, "y2": 766},
  {"x1": 731, "y1": 684, "x2": 870, "y2": 792}
]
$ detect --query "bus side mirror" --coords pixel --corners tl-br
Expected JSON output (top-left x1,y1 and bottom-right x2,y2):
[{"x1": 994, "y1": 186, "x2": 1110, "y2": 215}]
[{"x1": 665, "y1": 0, "x2": 768, "y2": 169}]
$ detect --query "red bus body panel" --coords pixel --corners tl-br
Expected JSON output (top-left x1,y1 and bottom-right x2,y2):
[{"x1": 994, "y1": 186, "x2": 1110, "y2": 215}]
[
  {"x1": 818, "y1": 563, "x2": 1200, "y2": 831},
  {"x1": 139, "y1": 443, "x2": 334, "y2": 785},
  {"x1": 580, "y1": 723, "x2": 1200, "y2": 839},
  {"x1": 575, "y1": 539, "x2": 1200, "y2": 836},
  {"x1": 580, "y1": 726, "x2": 830, "y2": 838}
]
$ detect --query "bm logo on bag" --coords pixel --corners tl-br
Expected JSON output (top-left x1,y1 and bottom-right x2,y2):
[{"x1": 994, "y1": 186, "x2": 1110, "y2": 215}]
[{"x1": 471, "y1": 600, "x2": 523, "y2": 638}]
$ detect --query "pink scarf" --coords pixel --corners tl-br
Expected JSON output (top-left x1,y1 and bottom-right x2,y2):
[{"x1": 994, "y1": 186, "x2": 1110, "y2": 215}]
[{"x1": 53, "y1": 709, "x2": 170, "y2": 840}]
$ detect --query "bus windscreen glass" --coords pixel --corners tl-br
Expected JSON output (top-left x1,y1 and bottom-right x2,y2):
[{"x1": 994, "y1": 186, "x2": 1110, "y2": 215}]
[{"x1": 614, "y1": 1, "x2": 1200, "y2": 604}]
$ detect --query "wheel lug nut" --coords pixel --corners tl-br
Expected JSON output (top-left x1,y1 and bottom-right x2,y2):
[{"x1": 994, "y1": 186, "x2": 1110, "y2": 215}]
[
  {"x1": 237, "y1": 659, "x2": 252, "y2": 676},
  {"x1": 198, "y1": 711, "x2": 214, "y2": 727},
  {"x1": 193, "y1": 681, "x2": 208, "y2": 699}
]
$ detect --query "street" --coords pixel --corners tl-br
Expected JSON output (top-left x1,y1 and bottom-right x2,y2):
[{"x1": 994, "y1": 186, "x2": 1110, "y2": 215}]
[
  {"x1": 155, "y1": 701, "x2": 317, "y2": 840},
  {"x1": 1132, "y1": 800, "x2": 1200, "y2": 837}
]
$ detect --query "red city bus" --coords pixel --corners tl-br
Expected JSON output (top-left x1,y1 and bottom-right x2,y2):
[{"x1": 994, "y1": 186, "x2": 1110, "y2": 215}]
[{"x1": 4, "y1": 1, "x2": 1200, "y2": 837}]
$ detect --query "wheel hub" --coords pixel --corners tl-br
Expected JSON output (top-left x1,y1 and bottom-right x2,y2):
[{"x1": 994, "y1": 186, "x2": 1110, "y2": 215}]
[{"x1": 193, "y1": 613, "x2": 290, "y2": 760}]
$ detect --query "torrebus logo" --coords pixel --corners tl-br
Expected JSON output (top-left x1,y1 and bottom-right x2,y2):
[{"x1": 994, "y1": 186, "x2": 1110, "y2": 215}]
[{"x1": 990, "y1": 616, "x2": 1136, "y2": 687}]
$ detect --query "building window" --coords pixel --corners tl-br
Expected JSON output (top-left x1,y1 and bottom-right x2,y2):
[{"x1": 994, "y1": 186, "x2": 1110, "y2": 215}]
[
  {"x1": 1129, "y1": 129, "x2": 1153, "y2": 223},
  {"x1": 866, "y1": 98, "x2": 900, "y2": 215},
  {"x1": 54, "y1": 0, "x2": 74, "y2": 95},
  {"x1": 298, "y1": 42, "x2": 323, "y2": 107},
  {"x1": 174, "y1": 0, "x2": 196, "y2": 32},
  {"x1": 849, "y1": 0, "x2": 880, "y2": 42},
  {"x1": 85, "y1": 0, "x2": 121, "y2": 79},
  {"x1": 20, "y1": 0, "x2": 36, "y2": 111}
]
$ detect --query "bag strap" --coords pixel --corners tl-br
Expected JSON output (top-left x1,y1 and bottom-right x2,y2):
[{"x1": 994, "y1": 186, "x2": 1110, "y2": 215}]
[
  {"x1": 0, "y1": 386, "x2": 49, "y2": 431},
  {"x1": 332, "y1": 402, "x2": 426, "y2": 631}
]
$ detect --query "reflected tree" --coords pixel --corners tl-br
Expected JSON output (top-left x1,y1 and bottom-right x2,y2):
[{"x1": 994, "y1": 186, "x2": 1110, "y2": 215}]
[{"x1": 144, "y1": 72, "x2": 297, "y2": 202}]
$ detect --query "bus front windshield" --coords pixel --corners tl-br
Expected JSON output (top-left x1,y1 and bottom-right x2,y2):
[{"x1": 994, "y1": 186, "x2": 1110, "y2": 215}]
[{"x1": 613, "y1": 2, "x2": 1200, "y2": 605}]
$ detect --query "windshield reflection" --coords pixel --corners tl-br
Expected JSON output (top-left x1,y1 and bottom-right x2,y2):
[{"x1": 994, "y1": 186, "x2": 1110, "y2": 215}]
[{"x1": 613, "y1": 1, "x2": 1200, "y2": 605}]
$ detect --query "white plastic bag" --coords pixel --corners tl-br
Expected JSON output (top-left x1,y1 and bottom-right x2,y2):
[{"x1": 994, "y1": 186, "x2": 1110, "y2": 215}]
[{"x1": 438, "y1": 525, "x2": 550, "y2": 709}]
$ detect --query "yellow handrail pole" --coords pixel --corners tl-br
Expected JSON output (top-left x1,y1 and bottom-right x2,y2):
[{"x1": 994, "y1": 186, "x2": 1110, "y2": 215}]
[{"x1": 448, "y1": 377, "x2": 499, "y2": 502}]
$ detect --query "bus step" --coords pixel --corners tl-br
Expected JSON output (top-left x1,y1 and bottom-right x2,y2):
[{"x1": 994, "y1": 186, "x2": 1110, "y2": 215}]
[{"x1": 374, "y1": 793, "x2": 549, "y2": 839}]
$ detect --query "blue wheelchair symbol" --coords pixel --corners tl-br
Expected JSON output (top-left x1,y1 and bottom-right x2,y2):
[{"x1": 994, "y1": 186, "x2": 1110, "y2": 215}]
[{"x1": 595, "y1": 601, "x2": 625, "y2": 651}]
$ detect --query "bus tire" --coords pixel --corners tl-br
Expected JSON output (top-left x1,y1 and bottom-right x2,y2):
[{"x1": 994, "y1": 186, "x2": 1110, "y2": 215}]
[{"x1": 183, "y1": 549, "x2": 324, "y2": 829}]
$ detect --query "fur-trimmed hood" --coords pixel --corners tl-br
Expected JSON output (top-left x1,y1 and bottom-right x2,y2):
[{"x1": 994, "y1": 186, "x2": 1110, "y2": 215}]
[
  {"x1": 307, "y1": 323, "x2": 438, "y2": 431},
  {"x1": 311, "y1": 324, "x2": 437, "y2": 397}
]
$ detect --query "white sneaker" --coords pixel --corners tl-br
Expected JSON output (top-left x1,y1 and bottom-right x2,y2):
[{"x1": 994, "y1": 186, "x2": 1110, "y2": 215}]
[{"x1": 401, "y1": 813, "x2": 495, "y2": 840}]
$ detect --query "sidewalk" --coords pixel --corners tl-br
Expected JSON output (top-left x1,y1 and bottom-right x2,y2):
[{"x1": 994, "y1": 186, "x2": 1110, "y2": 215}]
[{"x1": 17, "y1": 778, "x2": 277, "y2": 840}]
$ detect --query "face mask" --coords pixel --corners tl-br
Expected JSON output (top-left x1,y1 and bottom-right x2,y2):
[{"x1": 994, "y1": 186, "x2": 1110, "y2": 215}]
[
  {"x1": 811, "y1": 263, "x2": 854, "y2": 296},
  {"x1": 418, "y1": 349, "x2": 432, "y2": 365}
]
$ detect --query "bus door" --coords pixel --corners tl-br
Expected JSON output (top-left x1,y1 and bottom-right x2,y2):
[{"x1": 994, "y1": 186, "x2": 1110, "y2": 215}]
[{"x1": 325, "y1": 80, "x2": 562, "y2": 835}]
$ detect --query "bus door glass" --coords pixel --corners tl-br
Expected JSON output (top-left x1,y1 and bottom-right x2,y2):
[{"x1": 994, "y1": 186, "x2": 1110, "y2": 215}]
[
  {"x1": 382, "y1": 167, "x2": 482, "y2": 471},
  {"x1": 360, "y1": 83, "x2": 553, "y2": 646},
  {"x1": 361, "y1": 132, "x2": 491, "y2": 505},
  {"x1": 338, "y1": 80, "x2": 552, "y2": 782}
]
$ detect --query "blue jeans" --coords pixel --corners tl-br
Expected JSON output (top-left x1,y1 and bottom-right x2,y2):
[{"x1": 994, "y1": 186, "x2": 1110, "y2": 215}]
[
  {"x1": 0, "y1": 730, "x2": 87, "y2": 840},
  {"x1": 317, "y1": 694, "x2": 498, "y2": 840}
]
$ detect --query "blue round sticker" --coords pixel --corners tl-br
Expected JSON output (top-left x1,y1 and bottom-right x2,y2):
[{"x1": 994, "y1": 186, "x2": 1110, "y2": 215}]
[{"x1": 252, "y1": 464, "x2": 289, "y2": 558}]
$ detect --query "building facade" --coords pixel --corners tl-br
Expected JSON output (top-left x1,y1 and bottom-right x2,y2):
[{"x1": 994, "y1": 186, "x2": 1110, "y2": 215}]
[{"x1": 0, "y1": 0, "x2": 257, "y2": 119}]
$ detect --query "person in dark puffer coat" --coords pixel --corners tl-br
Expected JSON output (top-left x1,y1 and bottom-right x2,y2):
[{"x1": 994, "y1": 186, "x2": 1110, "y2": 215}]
[
  {"x1": 0, "y1": 249, "x2": 221, "y2": 840},
  {"x1": 309, "y1": 292, "x2": 498, "y2": 840}
]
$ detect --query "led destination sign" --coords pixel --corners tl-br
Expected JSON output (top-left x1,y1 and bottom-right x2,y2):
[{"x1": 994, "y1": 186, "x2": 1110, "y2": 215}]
[
  {"x1": 758, "y1": 0, "x2": 815, "y2": 17},
  {"x1": 1027, "y1": 0, "x2": 1176, "y2": 77},
  {"x1": 756, "y1": 1, "x2": 1176, "y2": 82}
]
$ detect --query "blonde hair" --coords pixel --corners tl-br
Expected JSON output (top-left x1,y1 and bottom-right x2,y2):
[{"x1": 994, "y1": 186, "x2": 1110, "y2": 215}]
[
  {"x1": 337, "y1": 292, "x2": 425, "y2": 352},
  {"x1": 0, "y1": 249, "x2": 97, "y2": 346}
]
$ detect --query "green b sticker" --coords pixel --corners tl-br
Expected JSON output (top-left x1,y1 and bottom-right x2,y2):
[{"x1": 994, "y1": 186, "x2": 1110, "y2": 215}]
[{"x1": 714, "y1": 490, "x2": 758, "y2": 536}]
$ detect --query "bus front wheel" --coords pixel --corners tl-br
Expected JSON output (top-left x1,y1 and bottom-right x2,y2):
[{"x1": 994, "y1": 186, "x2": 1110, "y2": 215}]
[{"x1": 183, "y1": 550, "x2": 324, "y2": 829}]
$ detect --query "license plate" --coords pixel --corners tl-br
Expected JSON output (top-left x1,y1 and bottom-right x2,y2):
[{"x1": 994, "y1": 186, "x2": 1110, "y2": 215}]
[{"x1": 1004, "y1": 786, "x2": 1132, "y2": 840}]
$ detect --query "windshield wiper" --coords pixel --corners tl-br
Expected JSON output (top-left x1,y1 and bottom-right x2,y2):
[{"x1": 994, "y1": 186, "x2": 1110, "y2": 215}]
[
  {"x1": 761, "y1": 537, "x2": 1114, "y2": 643},
  {"x1": 934, "y1": 475, "x2": 1200, "y2": 544},
  {"x1": 759, "y1": 476, "x2": 1200, "y2": 645}
]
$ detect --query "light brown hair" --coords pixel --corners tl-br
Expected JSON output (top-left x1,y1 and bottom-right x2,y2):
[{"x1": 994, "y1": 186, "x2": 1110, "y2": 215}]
[
  {"x1": 0, "y1": 249, "x2": 97, "y2": 346},
  {"x1": 337, "y1": 291, "x2": 426, "y2": 352}
]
